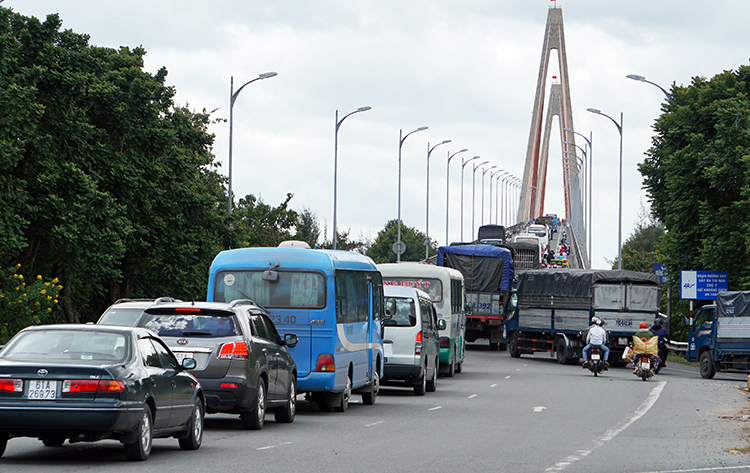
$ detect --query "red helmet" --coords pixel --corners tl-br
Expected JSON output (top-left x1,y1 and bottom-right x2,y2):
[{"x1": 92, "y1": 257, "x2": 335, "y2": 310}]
[{"x1": 639, "y1": 322, "x2": 648, "y2": 329}]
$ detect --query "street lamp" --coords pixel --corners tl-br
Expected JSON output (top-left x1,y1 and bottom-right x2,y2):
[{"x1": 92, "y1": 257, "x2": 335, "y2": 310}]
[
  {"x1": 460, "y1": 156, "x2": 481, "y2": 242},
  {"x1": 228, "y1": 72, "x2": 278, "y2": 217},
  {"x1": 489, "y1": 169, "x2": 504, "y2": 225},
  {"x1": 397, "y1": 126, "x2": 428, "y2": 262},
  {"x1": 495, "y1": 171, "x2": 509, "y2": 224},
  {"x1": 426, "y1": 140, "x2": 451, "y2": 259},
  {"x1": 626, "y1": 74, "x2": 672, "y2": 99},
  {"x1": 564, "y1": 127, "x2": 593, "y2": 268},
  {"x1": 587, "y1": 108, "x2": 623, "y2": 269},
  {"x1": 445, "y1": 148, "x2": 468, "y2": 245},
  {"x1": 333, "y1": 106, "x2": 372, "y2": 250},
  {"x1": 471, "y1": 161, "x2": 489, "y2": 240},
  {"x1": 501, "y1": 174, "x2": 513, "y2": 227},
  {"x1": 481, "y1": 165, "x2": 497, "y2": 226}
]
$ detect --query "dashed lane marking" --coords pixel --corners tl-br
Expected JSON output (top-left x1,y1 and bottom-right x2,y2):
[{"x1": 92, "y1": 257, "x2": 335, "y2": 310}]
[
  {"x1": 428, "y1": 406, "x2": 443, "y2": 411},
  {"x1": 364, "y1": 421, "x2": 385, "y2": 427},
  {"x1": 468, "y1": 394, "x2": 478, "y2": 399}
]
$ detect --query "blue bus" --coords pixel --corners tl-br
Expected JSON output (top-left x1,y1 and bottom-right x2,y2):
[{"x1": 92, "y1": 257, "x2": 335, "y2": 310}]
[{"x1": 207, "y1": 244, "x2": 384, "y2": 412}]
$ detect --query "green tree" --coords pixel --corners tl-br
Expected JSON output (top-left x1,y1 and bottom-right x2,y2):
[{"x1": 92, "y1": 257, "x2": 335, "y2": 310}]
[
  {"x1": 294, "y1": 207, "x2": 321, "y2": 247},
  {"x1": 614, "y1": 205, "x2": 665, "y2": 272},
  {"x1": 0, "y1": 9, "x2": 228, "y2": 324},
  {"x1": 639, "y1": 63, "x2": 750, "y2": 290},
  {"x1": 230, "y1": 193, "x2": 299, "y2": 248},
  {"x1": 366, "y1": 219, "x2": 436, "y2": 263}
]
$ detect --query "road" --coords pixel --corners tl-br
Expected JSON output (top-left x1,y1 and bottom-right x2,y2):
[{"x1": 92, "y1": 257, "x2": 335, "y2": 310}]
[{"x1": 4, "y1": 344, "x2": 750, "y2": 473}]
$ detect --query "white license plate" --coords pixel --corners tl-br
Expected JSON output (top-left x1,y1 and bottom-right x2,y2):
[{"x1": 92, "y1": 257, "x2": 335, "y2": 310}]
[
  {"x1": 641, "y1": 360, "x2": 651, "y2": 370},
  {"x1": 173, "y1": 352, "x2": 191, "y2": 363},
  {"x1": 619, "y1": 338, "x2": 628, "y2": 345},
  {"x1": 27, "y1": 380, "x2": 57, "y2": 400},
  {"x1": 591, "y1": 353, "x2": 600, "y2": 360}
]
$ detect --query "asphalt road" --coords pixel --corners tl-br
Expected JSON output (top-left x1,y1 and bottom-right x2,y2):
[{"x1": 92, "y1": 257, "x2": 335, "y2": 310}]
[{"x1": 4, "y1": 344, "x2": 750, "y2": 473}]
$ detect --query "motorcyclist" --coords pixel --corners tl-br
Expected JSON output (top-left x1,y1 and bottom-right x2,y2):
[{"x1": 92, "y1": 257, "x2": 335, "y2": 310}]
[
  {"x1": 631, "y1": 322, "x2": 657, "y2": 373},
  {"x1": 651, "y1": 322, "x2": 670, "y2": 368},
  {"x1": 582, "y1": 317, "x2": 610, "y2": 370}
]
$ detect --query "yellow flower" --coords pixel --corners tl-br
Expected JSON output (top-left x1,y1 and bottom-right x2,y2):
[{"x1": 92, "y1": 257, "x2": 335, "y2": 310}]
[
  {"x1": 57, "y1": 285, "x2": 62, "y2": 290},
  {"x1": 46, "y1": 308, "x2": 52, "y2": 313},
  {"x1": 54, "y1": 299, "x2": 58, "y2": 303},
  {"x1": 44, "y1": 282, "x2": 50, "y2": 287},
  {"x1": 52, "y1": 278, "x2": 59, "y2": 284},
  {"x1": 47, "y1": 296, "x2": 52, "y2": 300},
  {"x1": 40, "y1": 289, "x2": 46, "y2": 295},
  {"x1": 23, "y1": 293, "x2": 27, "y2": 297},
  {"x1": 14, "y1": 287, "x2": 19, "y2": 291},
  {"x1": 34, "y1": 302, "x2": 40, "y2": 306},
  {"x1": 18, "y1": 274, "x2": 23, "y2": 280},
  {"x1": 36, "y1": 275, "x2": 42, "y2": 280},
  {"x1": 13, "y1": 274, "x2": 18, "y2": 279},
  {"x1": 15, "y1": 263, "x2": 21, "y2": 268}
]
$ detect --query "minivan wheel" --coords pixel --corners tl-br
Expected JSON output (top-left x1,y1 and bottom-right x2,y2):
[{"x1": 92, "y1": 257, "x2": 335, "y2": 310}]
[
  {"x1": 426, "y1": 359, "x2": 438, "y2": 392},
  {"x1": 413, "y1": 370, "x2": 426, "y2": 396},
  {"x1": 241, "y1": 379, "x2": 266, "y2": 430}
]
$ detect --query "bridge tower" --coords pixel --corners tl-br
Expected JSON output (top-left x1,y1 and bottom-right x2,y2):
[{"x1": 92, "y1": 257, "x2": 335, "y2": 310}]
[{"x1": 517, "y1": 5, "x2": 581, "y2": 227}]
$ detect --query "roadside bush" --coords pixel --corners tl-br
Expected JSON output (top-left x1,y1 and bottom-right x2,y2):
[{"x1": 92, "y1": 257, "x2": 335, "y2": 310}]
[{"x1": 0, "y1": 264, "x2": 64, "y2": 344}]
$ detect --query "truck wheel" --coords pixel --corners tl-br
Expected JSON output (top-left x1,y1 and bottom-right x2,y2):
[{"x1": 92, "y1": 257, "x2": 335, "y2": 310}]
[
  {"x1": 508, "y1": 333, "x2": 521, "y2": 358},
  {"x1": 699, "y1": 351, "x2": 716, "y2": 379},
  {"x1": 555, "y1": 342, "x2": 568, "y2": 365}
]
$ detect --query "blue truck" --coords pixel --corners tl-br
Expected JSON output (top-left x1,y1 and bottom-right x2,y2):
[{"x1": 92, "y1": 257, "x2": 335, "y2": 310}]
[
  {"x1": 506, "y1": 269, "x2": 661, "y2": 364},
  {"x1": 687, "y1": 291, "x2": 750, "y2": 379}
]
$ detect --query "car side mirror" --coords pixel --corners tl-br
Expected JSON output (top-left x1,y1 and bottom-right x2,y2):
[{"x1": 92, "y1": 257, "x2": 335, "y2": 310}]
[
  {"x1": 181, "y1": 358, "x2": 197, "y2": 370},
  {"x1": 437, "y1": 319, "x2": 446, "y2": 331},
  {"x1": 283, "y1": 333, "x2": 298, "y2": 347}
]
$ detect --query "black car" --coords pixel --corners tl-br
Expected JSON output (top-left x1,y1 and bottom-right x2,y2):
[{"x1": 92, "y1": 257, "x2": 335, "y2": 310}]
[
  {"x1": 135, "y1": 300, "x2": 298, "y2": 430},
  {"x1": 0, "y1": 324, "x2": 204, "y2": 461}
]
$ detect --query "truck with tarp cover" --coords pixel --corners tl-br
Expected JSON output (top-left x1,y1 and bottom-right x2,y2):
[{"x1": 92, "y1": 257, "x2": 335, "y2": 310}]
[
  {"x1": 505, "y1": 269, "x2": 661, "y2": 364},
  {"x1": 437, "y1": 244, "x2": 514, "y2": 350},
  {"x1": 687, "y1": 291, "x2": 750, "y2": 379}
]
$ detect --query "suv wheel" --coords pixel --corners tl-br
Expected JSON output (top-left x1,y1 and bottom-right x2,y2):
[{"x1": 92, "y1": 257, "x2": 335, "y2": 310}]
[{"x1": 241, "y1": 379, "x2": 266, "y2": 430}]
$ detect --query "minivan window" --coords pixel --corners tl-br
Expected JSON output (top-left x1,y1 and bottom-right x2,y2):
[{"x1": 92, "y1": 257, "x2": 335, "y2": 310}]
[{"x1": 384, "y1": 297, "x2": 416, "y2": 327}]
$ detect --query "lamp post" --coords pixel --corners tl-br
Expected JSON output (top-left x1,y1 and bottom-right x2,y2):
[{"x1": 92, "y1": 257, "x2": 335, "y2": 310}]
[
  {"x1": 481, "y1": 165, "x2": 497, "y2": 226},
  {"x1": 333, "y1": 106, "x2": 372, "y2": 250},
  {"x1": 587, "y1": 108, "x2": 623, "y2": 269},
  {"x1": 397, "y1": 126, "x2": 428, "y2": 262},
  {"x1": 626, "y1": 74, "x2": 672, "y2": 99},
  {"x1": 425, "y1": 140, "x2": 451, "y2": 259},
  {"x1": 564, "y1": 128, "x2": 592, "y2": 268},
  {"x1": 501, "y1": 174, "x2": 513, "y2": 227},
  {"x1": 471, "y1": 161, "x2": 489, "y2": 240},
  {"x1": 460, "y1": 156, "x2": 481, "y2": 242},
  {"x1": 445, "y1": 148, "x2": 468, "y2": 246},
  {"x1": 495, "y1": 171, "x2": 509, "y2": 224},
  {"x1": 489, "y1": 169, "x2": 504, "y2": 225},
  {"x1": 228, "y1": 72, "x2": 278, "y2": 217}
]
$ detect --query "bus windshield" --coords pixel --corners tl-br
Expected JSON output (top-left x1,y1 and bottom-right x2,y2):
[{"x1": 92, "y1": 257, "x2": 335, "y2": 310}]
[
  {"x1": 382, "y1": 277, "x2": 443, "y2": 302},
  {"x1": 214, "y1": 270, "x2": 326, "y2": 309}
]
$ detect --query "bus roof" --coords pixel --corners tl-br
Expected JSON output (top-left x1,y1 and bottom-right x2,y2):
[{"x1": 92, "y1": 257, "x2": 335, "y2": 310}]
[
  {"x1": 377, "y1": 262, "x2": 463, "y2": 281},
  {"x1": 209, "y1": 247, "x2": 377, "y2": 274}
]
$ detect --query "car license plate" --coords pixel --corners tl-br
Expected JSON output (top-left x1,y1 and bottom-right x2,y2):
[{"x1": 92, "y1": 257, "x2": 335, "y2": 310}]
[
  {"x1": 173, "y1": 352, "x2": 191, "y2": 363},
  {"x1": 641, "y1": 360, "x2": 650, "y2": 370},
  {"x1": 591, "y1": 353, "x2": 600, "y2": 360},
  {"x1": 27, "y1": 380, "x2": 57, "y2": 400},
  {"x1": 618, "y1": 338, "x2": 628, "y2": 345}
]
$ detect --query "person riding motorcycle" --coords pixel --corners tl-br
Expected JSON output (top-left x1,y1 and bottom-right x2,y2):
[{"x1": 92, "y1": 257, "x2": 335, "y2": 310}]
[
  {"x1": 582, "y1": 317, "x2": 610, "y2": 370},
  {"x1": 630, "y1": 322, "x2": 659, "y2": 373},
  {"x1": 651, "y1": 322, "x2": 669, "y2": 368}
]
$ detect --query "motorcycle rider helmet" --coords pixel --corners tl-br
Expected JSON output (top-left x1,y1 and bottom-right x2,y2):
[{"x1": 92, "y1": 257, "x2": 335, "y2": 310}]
[
  {"x1": 592, "y1": 317, "x2": 603, "y2": 326},
  {"x1": 639, "y1": 322, "x2": 648, "y2": 329}
]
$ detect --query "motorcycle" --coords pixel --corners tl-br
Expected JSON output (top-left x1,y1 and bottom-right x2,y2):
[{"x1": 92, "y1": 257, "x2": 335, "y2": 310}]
[
  {"x1": 633, "y1": 353, "x2": 655, "y2": 381},
  {"x1": 587, "y1": 346, "x2": 607, "y2": 377},
  {"x1": 653, "y1": 339, "x2": 668, "y2": 374}
]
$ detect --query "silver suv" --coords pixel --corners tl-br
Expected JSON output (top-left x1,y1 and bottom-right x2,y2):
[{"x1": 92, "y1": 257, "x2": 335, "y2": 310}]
[
  {"x1": 134, "y1": 300, "x2": 298, "y2": 430},
  {"x1": 97, "y1": 297, "x2": 181, "y2": 326}
]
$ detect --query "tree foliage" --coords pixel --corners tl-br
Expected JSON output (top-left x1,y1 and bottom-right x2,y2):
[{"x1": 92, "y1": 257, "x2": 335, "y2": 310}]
[
  {"x1": 0, "y1": 9, "x2": 229, "y2": 324},
  {"x1": 366, "y1": 219, "x2": 436, "y2": 263},
  {"x1": 615, "y1": 205, "x2": 665, "y2": 273},
  {"x1": 230, "y1": 193, "x2": 298, "y2": 248},
  {"x1": 639, "y1": 63, "x2": 750, "y2": 289}
]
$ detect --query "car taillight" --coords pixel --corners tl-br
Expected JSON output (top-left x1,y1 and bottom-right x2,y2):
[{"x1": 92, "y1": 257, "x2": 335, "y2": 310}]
[
  {"x1": 218, "y1": 341, "x2": 248, "y2": 359},
  {"x1": 439, "y1": 337, "x2": 450, "y2": 349},
  {"x1": 0, "y1": 379, "x2": 22, "y2": 392},
  {"x1": 315, "y1": 354, "x2": 335, "y2": 372},
  {"x1": 220, "y1": 382, "x2": 239, "y2": 389},
  {"x1": 62, "y1": 380, "x2": 125, "y2": 393},
  {"x1": 416, "y1": 331, "x2": 422, "y2": 342}
]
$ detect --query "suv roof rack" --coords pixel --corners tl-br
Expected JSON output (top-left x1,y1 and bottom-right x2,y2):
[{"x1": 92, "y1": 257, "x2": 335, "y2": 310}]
[
  {"x1": 228, "y1": 299, "x2": 258, "y2": 309},
  {"x1": 112, "y1": 297, "x2": 181, "y2": 305}
]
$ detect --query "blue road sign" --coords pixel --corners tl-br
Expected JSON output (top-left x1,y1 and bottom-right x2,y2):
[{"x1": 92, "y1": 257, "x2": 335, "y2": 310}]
[
  {"x1": 654, "y1": 263, "x2": 668, "y2": 284},
  {"x1": 680, "y1": 270, "x2": 728, "y2": 300}
]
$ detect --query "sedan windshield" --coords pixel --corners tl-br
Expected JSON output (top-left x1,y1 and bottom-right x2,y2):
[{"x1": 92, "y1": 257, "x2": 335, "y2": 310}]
[{"x1": 0, "y1": 330, "x2": 128, "y2": 364}]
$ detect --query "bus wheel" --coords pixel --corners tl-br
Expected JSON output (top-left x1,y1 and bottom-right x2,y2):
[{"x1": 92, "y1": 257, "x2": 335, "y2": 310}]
[
  {"x1": 333, "y1": 375, "x2": 351, "y2": 412},
  {"x1": 362, "y1": 371, "x2": 378, "y2": 405}
]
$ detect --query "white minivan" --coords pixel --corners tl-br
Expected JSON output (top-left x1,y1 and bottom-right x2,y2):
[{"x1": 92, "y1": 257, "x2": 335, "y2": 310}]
[{"x1": 381, "y1": 286, "x2": 445, "y2": 395}]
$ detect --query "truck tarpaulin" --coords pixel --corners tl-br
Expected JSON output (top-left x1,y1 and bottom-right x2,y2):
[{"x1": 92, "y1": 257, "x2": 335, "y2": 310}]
[
  {"x1": 516, "y1": 269, "x2": 659, "y2": 299},
  {"x1": 717, "y1": 291, "x2": 750, "y2": 318},
  {"x1": 437, "y1": 244, "x2": 513, "y2": 293}
]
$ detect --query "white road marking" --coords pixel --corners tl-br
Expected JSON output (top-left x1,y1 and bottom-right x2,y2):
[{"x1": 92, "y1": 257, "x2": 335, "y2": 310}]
[
  {"x1": 545, "y1": 380, "x2": 666, "y2": 472},
  {"x1": 257, "y1": 441, "x2": 292, "y2": 451},
  {"x1": 364, "y1": 421, "x2": 384, "y2": 427},
  {"x1": 468, "y1": 394, "x2": 478, "y2": 399},
  {"x1": 636, "y1": 466, "x2": 750, "y2": 473},
  {"x1": 532, "y1": 406, "x2": 547, "y2": 413},
  {"x1": 490, "y1": 383, "x2": 497, "y2": 387},
  {"x1": 505, "y1": 375, "x2": 511, "y2": 379},
  {"x1": 428, "y1": 406, "x2": 443, "y2": 411}
]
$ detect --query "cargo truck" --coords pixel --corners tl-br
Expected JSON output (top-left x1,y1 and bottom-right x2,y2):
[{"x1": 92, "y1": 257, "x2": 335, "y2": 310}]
[
  {"x1": 437, "y1": 244, "x2": 513, "y2": 350},
  {"x1": 505, "y1": 269, "x2": 661, "y2": 364},
  {"x1": 687, "y1": 291, "x2": 750, "y2": 379}
]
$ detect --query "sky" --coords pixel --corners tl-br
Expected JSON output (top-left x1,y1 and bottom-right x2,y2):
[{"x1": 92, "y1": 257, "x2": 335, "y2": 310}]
[{"x1": 7, "y1": 0, "x2": 750, "y2": 269}]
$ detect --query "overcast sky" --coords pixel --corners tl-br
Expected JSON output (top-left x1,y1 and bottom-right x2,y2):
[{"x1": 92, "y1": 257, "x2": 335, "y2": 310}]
[{"x1": 9, "y1": 0, "x2": 750, "y2": 268}]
